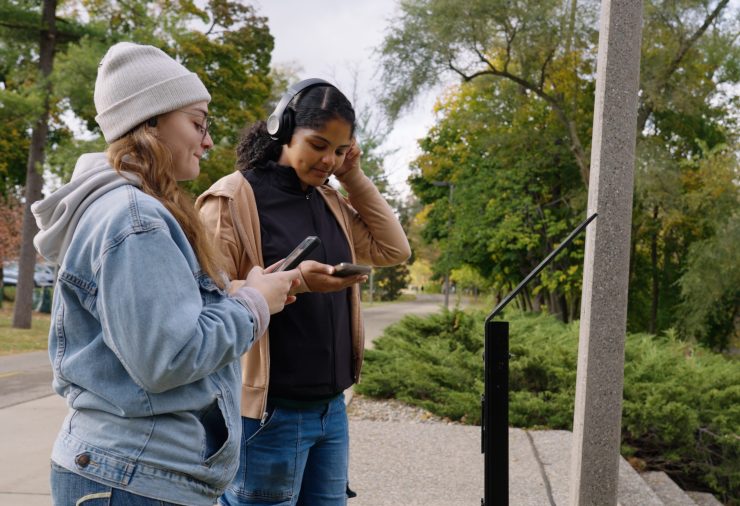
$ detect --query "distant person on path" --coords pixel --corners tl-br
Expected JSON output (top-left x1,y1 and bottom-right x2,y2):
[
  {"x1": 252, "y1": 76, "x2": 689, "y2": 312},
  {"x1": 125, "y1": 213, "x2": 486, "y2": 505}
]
[
  {"x1": 31, "y1": 42, "x2": 300, "y2": 506},
  {"x1": 198, "y1": 78, "x2": 411, "y2": 506}
]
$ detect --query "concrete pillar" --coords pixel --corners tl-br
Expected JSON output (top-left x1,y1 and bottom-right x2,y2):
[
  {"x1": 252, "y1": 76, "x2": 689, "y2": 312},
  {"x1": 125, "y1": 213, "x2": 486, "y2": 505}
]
[{"x1": 569, "y1": 1, "x2": 643, "y2": 505}]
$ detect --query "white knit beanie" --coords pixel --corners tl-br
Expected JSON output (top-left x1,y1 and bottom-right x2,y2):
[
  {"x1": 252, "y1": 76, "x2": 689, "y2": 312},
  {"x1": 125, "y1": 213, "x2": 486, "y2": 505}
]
[{"x1": 94, "y1": 42, "x2": 211, "y2": 143}]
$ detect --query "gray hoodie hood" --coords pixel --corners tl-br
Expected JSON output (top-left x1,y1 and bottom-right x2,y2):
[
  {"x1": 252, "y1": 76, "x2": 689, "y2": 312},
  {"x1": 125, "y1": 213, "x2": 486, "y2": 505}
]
[{"x1": 32, "y1": 152, "x2": 141, "y2": 264}]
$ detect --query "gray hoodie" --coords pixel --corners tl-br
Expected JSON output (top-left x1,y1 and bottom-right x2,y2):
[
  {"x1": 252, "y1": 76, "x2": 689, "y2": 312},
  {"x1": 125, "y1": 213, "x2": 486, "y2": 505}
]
[
  {"x1": 31, "y1": 150, "x2": 268, "y2": 324},
  {"x1": 32, "y1": 152, "x2": 141, "y2": 264}
]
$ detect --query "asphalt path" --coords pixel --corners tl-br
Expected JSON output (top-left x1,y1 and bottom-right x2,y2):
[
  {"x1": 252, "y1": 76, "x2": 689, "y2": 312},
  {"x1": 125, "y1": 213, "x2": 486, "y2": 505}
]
[
  {"x1": 361, "y1": 295, "x2": 450, "y2": 347},
  {"x1": 0, "y1": 350, "x2": 53, "y2": 409},
  {"x1": 0, "y1": 295, "x2": 455, "y2": 408}
]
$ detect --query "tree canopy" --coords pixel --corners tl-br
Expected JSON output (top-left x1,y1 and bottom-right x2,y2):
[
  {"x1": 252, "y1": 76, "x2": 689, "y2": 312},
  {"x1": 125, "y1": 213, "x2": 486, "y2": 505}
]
[
  {"x1": 0, "y1": 0, "x2": 276, "y2": 327},
  {"x1": 1, "y1": 0, "x2": 275, "y2": 194},
  {"x1": 382, "y1": 0, "x2": 740, "y2": 345}
]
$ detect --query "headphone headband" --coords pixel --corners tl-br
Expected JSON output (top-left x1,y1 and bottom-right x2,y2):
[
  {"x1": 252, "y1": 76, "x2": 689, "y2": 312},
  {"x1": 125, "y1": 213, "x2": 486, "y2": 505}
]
[{"x1": 266, "y1": 78, "x2": 333, "y2": 143}]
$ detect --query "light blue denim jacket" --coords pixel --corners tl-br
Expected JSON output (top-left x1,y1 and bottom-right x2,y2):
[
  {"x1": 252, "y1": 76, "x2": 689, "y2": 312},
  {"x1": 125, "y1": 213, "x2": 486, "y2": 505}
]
[{"x1": 32, "y1": 153, "x2": 266, "y2": 505}]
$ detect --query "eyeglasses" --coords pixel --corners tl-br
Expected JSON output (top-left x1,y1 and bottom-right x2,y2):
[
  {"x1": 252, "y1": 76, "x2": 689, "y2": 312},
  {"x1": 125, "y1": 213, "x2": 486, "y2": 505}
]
[{"x1": 177, "y1": 110, "x2": 212, "y2": 143}]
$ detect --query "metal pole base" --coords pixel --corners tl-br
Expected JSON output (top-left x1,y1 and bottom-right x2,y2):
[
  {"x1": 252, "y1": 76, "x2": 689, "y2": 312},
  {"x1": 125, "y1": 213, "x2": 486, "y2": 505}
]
[{"x1": 482, "y1": 320, "x2": 509, "y2": 505}]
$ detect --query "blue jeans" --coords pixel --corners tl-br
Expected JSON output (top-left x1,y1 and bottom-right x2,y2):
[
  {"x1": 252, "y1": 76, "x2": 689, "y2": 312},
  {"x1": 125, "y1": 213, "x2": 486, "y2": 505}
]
[
  {"x1": 50, "y1": 461, "x2": 182, "y2": 505},
  {"x1": 220, "y1": 394, "x2": 348, "y2": 506}
]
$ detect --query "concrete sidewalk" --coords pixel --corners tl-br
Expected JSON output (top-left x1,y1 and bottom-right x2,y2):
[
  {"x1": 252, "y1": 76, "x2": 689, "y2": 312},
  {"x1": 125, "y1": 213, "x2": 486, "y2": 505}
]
[
  {"x1": 0, "y1": 294, "x2": 718, "y2": 505},
  {"x1": 0, "y1": 394, "x2": 61, "y2": 505},
  {"x1": 0, "y1": 393, "x2": 488, "y2": 505},
  {"x1": 0, "y1": 392, "x2": 671, "y2": 506}
]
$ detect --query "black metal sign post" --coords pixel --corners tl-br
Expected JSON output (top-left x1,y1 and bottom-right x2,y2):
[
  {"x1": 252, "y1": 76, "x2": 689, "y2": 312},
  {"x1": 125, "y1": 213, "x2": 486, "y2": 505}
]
[
  {"x1": 482, "y1": 320, "x2": 509, "y2": 505},
  {"x1": 481, "y1": 213, "x2": 597, "y2": 506}
]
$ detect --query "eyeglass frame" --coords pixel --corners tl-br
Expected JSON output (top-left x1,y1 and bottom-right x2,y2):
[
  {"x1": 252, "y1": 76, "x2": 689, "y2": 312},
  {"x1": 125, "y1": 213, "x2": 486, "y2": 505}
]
[{"x1": 176, "y1": 110, "x2": 213, "y2": 143}]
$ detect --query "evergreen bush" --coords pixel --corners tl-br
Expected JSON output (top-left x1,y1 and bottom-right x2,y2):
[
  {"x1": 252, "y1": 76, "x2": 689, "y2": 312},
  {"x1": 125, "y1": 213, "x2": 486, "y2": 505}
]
[{"x1": 357, "y1": 310, "x2": 739, "y2": 504}]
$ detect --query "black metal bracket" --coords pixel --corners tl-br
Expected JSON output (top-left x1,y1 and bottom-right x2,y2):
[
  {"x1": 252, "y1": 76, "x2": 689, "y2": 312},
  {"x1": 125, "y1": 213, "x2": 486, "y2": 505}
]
[{"x1": 481, "y1": 213, "x2": 597, "y2": 506}]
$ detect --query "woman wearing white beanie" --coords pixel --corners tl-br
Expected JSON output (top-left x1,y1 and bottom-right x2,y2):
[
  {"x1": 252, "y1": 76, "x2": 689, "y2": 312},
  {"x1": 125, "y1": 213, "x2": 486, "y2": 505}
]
[{"x1": 32, "y1": 42, "x2": 301, "y2": 505}]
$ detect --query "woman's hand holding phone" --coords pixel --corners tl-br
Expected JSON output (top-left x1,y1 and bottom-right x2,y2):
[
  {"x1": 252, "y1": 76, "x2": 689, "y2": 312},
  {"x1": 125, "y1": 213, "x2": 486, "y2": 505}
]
[
  {"x1": 244, "y1": 266, "x2": 301, "y2": 314},
  {"x1": 332, "y1": 263, "x2": 371, "y2": 277},
  {"x1": 298, "y1": 260, "x2": 367, "y2": 293}
]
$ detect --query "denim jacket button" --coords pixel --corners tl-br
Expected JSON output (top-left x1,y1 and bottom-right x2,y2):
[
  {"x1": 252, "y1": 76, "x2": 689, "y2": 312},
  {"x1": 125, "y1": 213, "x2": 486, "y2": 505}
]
[{"x1": 75, "y1": 453, "x2": 91, "y2": 468}]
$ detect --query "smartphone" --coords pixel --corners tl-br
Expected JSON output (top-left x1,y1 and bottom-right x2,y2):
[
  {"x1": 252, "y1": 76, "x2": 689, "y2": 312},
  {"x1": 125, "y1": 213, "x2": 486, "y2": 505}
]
[
  {"x1": 333, "y1": 262, "x2": 372, "y2": 277},
  {"x1": 274, "y1": 236, "x2": 321, "y2": 272}
]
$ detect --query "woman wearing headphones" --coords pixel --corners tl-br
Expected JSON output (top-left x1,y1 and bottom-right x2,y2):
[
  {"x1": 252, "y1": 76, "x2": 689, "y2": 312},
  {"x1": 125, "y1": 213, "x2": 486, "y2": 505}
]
[{"x1": 197, "y1": 79, "x2": 411, "y2": 505}]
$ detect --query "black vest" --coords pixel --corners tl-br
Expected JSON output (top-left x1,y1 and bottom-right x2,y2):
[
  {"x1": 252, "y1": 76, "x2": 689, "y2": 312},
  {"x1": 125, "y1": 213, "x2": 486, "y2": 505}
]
[{"x1": 245, "y1": 162, "x2": 354, "y2": 400}]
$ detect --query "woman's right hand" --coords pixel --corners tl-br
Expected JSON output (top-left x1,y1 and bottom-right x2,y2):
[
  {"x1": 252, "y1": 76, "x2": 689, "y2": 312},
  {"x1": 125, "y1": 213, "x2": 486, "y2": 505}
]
[{"x1": 245, "y1": 266, "x2": 301, "y2": 314}]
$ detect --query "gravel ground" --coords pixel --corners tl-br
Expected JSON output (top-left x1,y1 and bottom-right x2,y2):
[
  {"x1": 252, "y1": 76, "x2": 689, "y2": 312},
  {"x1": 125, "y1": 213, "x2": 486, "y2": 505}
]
[
  {"x1": 347, "y1": 393, "x2": 459, "y2": 425},
  {"x1": 346, "y1": 396, "x2": 483, "y2": 506}
]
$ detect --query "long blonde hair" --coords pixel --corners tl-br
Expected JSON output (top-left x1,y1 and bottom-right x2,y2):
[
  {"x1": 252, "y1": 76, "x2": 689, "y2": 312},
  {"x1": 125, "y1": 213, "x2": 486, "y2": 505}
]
[{"x1": 107, "y1": 124, "x2": 225, "y2": 289}]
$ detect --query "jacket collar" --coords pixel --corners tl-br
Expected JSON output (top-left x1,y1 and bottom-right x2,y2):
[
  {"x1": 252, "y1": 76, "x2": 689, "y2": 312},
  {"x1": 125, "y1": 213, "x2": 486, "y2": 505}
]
[{"x1": 262, "y1": 160, "x2": 317, "y2": 196}]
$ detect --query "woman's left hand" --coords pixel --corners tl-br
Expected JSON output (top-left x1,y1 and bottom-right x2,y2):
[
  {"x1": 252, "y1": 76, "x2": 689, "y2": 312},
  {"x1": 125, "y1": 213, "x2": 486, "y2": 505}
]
[
  {"x1": 333, "y1": 139, "x2": 361, "y2": 178},
  {"x1": 298, "y1": 260, "x2": 367, "y2": 293}
]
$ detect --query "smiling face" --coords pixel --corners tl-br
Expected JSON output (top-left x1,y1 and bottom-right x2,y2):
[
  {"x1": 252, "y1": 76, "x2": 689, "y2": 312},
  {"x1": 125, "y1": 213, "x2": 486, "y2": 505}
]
[
  {"x1": 156, "y1": 101, "x2": 213, "y2": 181},
  {"x1": 277, "y1": 117, "x2": 353, "y2": 189}
]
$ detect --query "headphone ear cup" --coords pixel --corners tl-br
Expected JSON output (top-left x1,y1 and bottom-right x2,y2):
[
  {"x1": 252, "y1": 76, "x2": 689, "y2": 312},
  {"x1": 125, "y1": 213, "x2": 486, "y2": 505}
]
[
  {"x1": 266, "y1": 112, "x2": 280, "y2": 138},
  {"x1": 278, "y1": 108, "x2": 295, "y2": 145},
  {"x1": 268, "y1": 78, "x2": 333, "y2": 144}
]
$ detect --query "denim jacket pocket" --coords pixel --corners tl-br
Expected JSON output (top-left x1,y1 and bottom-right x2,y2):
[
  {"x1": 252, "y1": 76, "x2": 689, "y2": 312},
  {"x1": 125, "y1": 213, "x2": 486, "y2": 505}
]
[
  {"x1": 202, "y1": 381, "x2": 237, "y2": 468},
  {"x1": 200, "y1": 397, "x2": 228, "y2": 463}
]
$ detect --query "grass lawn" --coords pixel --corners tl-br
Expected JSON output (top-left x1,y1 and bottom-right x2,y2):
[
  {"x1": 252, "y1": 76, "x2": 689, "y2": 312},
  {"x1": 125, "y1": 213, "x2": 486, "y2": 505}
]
[{"x1": 0, "y1": 295, "x2": 50, "y2": 356}]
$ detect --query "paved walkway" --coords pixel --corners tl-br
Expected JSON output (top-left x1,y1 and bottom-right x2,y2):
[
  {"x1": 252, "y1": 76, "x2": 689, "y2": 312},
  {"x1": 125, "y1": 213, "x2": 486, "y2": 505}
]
[
  {"x1": 0, "y1": 296, "x2": 483, "y2": 506},
  {"x1": 1, "y1": 296, "x2": 679, "y2": 505},
  {"x1": 0, "y1": 393, "x2": 505, "y2": 505},
  {"x1": 0, "y1": 392, "x2": 667, "y2": 505},
  {"x1": 2, "y1": 393, "x2": 485, "y2": 505},
  {"x1": 0, "y1": 394, "x2": 59, "y2": 505}
]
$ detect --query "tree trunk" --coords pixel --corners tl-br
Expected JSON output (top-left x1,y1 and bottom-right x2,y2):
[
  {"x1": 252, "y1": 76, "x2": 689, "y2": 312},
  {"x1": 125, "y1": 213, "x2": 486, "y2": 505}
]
[
  {"x1": 520, "y1": 287, "x2": 533, "y2": 312},
  {"x1": 564, "y1": 0, "x2": 577, "y2": 57},
  {"x1": 548, "y1": 291, "x2": 567, "y2": 322},
  {"x1": 649, "y1": 205, "x2": 659, "y2": 334},
  {"x1": 531, "y1": 291, "x2": 542, "y2": 312},
  {"x1": 12, "y1": 0, "x2": 57, "y2": 329},
  {"x1": 560, "y1": 293, "x2": 569, "y2": 323},
  {"x1": 568, "y1": 292, "x2": 578, "y2": 322}
]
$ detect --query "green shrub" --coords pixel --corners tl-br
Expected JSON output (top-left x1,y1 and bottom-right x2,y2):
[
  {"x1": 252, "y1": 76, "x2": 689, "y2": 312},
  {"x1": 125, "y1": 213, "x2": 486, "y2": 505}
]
[
  {"x1": 357, "y1": 309, "x2": 740, "y2": 504},
  {"x1": 3, "y1": 285, "x2": 16, "y2": 302},
  {"x1": 359, "y1": 311, "x2": 484, "y2": 422},
  {"x1": 621, "y1": 331, "x2": 739, "y2": 501}
]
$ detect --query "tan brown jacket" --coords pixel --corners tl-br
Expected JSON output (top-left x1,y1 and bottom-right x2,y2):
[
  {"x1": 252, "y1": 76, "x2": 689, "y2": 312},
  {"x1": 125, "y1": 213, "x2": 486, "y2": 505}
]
[{"x1": 196, "y1": 168, "x2": 411, "y2": 419}]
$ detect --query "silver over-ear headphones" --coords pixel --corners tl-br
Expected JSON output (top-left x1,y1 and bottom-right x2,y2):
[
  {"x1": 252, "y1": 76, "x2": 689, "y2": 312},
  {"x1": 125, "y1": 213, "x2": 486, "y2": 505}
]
[{"x1": 266, "y1": 78, "x2": 334, "y2": 144}]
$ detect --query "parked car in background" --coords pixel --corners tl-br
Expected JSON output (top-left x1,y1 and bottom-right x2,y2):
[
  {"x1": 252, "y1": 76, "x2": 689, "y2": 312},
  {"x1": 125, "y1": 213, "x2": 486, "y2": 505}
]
[
  {"x1": 2, "y1": 262, "x2": 19, "y2": 286},
  {"x1": 2, "y1": 261, "x2": 56, "y2": 287},
  {"x1": 34, "y1": 263, "x2": 56, "y2": 286}
]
